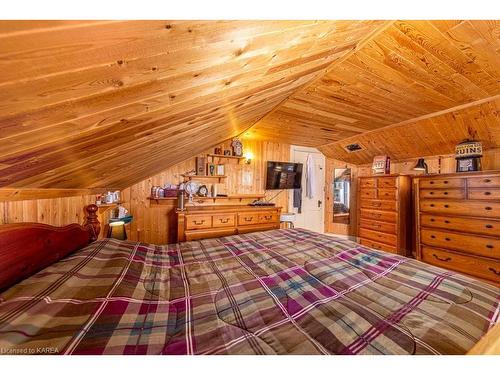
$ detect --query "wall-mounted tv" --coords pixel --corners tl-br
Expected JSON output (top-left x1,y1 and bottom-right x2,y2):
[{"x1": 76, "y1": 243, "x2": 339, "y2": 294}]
[{"x1": 265, "y1": 161, "x2": 303, "y2": 190}]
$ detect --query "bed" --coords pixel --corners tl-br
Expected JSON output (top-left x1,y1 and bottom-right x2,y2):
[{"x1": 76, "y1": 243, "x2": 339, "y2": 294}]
[{"x1": 0, "y1": 210, "x2": 498, "y2": 354}]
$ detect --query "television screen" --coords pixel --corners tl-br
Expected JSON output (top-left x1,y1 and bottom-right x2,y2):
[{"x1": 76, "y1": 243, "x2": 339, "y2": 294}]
[{"x1": 265, "y1": 161, "x2": 303, "y2": 190}]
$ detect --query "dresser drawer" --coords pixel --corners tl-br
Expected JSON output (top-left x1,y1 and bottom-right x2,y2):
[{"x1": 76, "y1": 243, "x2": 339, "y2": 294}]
[
  {"x1": 360, "y1": 199, "x2": 397, "y2": 211},
  {"x1": 420, "y1": 229, "x2": 500, "y2": 259},
  {"x1": 186, "y1": 228, "x2": 236, "y2": 241},
  {"x1": 468, "y1": 188, "x2": 500, "y2": 200},
  {"x1": 419, "y1": 200, "x2": 500, "y2": 218},
  {"x1": 212, "y1": 213, "x2": 235, "y2": 228},
  {"x1": 468, "y1": 176, "x2": 500, "y2": 188},
  {"x1": 359, "y1": 228, "x2": 397, "y2": 246},
  {"x1": 360, "y1": 178, "x2": 377, "y2": 188},
  {"x1": 420, "y1": 214, "x2": 500, "y2": 237},
  {"x1": 259, "y1": 212, "x2": 278, "y2": 224},
  {"x1": 359, "y1": 218, "x2": 397, "y2": 234},
  {"x1": 238, "y1": 224, "x2": 278, "y2": 234},
  {"x1": 238, "y1": 212, "x2": 259, "y2": 226},
  {"x1": 420, "y1": 178, "x2": 465, "y2": 189},
  {"x1": 419, "y1": 189, "x2": 465, "y2": 199},
  {"x1": 421, "y1": 246, "x2": 500, "y2": 284},
  {"x1": 378, "y1": 188, "x2": 397, "y2": 200},
  {"x1": 359, "y1": 188, "x2": 377, "y2": 199},
  {"x1": 359, "y1": 238, "x2": 398, "y2": 254},
  {"x1": 360, "y1": 209, "x2": 397, "y2": 223},
  {"x1": 378, "y1": 177, "x2": 397, "y2": 189},
  {"x1": 185, "y1": 215, "x2": 212, "y2": 230}
]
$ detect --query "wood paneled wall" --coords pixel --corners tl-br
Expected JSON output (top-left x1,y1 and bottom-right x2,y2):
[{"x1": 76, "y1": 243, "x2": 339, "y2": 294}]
[
  {"x1": 0, "y1": 194, "x2": 97, "y2": 226},
  {"x1": 120, "y1": 139, "x2": 291, "y2": 244}
]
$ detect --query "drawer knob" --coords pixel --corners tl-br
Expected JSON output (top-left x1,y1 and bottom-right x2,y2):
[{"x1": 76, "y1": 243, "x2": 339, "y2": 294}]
[
  {"x1": 489, "y1": 267, "x2": 500, "y2": 276},
  {"x1": 430, "y1": 235, "x2": 436, "y2": 239},
  {"x1": 430, "y1": 204, "x2": 435, "y2": 207},
  {"x1": 444, "y1": 220, "x2": 450, "y2": 224},
  {"x1": 430, "y1": 192, "x2": 434, "y2": 195},
  {"x1": 485, "y1": 206, "x2": 492, "y2": 211},
  {"x1": 433, "y1": 254, "x2": 451, "y2": 262},
  {"x1": 485, "y1": 179, "x2": 491, "y2": 183},
  {"x1": 430, "y1": 218, "x2": 435, "y2": 222},
  {"x1": 445, "y1": 237, "x2": 451, "y2": 241},
  {"x1": 486, "y1": 245, "x2": 494, "y2": 249},
  {"x1": 193, "y1": 220, "x2": 205, "y2": 225},
  {"x1": 444, "y1": 192, "x2": 448, "y2": 195},
  {"x1": 444, "y1": 181, "x2": 449, "y2": 184},
  {"x1": 245, "y1": 217, "x2": 253, "y2": 222},
  {"x1": 444, "y1": 204, "x2": 449, "y2": 208},
  {"x1": 486, "y1": 224, "x2": 493, "y2": 229},
  {"x1": 430, "y1": 181, "x2": 435, "y2": 184},
  {"x1": 484, "y1": 191, "x2": 492, "y2": 196},
  {"x1": 220, "y1": 218, "x2": 230, "y2": 223}
]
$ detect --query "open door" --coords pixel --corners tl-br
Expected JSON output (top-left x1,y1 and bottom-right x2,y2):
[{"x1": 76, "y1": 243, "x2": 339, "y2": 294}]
[{"x1": 289, "y1": 146, "x2": 325, "y2": 233}]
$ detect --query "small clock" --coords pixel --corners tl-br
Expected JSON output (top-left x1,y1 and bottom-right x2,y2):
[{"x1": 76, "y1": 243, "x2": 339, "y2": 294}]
[{"x1": 197, "y1": 185, "x2": 208, "y2": 197}]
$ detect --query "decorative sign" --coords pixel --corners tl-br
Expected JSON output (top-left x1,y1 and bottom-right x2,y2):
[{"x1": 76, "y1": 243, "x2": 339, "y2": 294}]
[
  {"x1": 455, "y1": 140, "x2": 482, "y2": 172},
  {"x1": 455, "y1": 141, "x2": 482, "y2": 159},
  {"x1": 372, "y1": 155, "x2": 390, "y2": 175}
]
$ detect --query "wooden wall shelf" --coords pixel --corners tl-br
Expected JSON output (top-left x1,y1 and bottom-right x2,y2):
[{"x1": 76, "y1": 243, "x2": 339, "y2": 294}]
[
  {"x1": 148, "y1": 194, "x2": 265, "y2": 205},
  {"x1": 206, "y1": 153, "x2": 245, "y2": 162},
  {"x1": 191, "y1": 194, "x2": 265, "y2": 203},
  {"x1": 181, "y1": 174, "x2": 227, "y2": 182}
]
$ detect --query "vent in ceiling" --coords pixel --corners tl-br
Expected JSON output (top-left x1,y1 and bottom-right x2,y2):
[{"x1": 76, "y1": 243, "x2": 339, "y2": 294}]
[{"x1": 345, "y1": 143, "x2": 362, "y2": 152}]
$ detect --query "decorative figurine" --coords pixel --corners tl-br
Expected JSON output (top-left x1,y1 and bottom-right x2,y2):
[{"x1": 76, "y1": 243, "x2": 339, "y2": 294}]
[{"x1": 231, "y1": 138, "x2": 243, "y2": 157}]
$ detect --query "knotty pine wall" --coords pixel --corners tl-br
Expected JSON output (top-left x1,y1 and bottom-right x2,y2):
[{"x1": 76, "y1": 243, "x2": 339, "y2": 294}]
[
  {"x1": 325, "y1": 148, "x2": 500, "y2": 237},
  {"x1": 0, "y1": 194, "x2": 98, "y2": 226},
  {"x1": 120, "y1": 139, "x2": 291, "y2": 244}
]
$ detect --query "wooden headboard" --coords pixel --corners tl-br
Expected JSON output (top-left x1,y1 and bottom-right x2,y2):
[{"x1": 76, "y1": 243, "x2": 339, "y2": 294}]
[{"x1": 0, "y1": 204, "x2": 101, "y2": 291}]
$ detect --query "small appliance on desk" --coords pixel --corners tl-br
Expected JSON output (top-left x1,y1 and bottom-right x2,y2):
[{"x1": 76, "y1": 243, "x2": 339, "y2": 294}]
[{"x1": 249, "y1": 199, "x2": 275, "y2": 207}]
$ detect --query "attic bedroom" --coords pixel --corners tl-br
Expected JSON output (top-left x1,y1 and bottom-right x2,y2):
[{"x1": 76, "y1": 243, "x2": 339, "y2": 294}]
[{"x1": 0, "y1": 1, "x2": 499, "y2": 363}]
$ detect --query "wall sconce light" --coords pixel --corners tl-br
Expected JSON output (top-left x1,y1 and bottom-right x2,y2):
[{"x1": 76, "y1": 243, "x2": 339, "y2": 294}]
[
  {"x1": 413, "y1": 158, "x2": 428, "y2": 174},
  {"x1": 244, "y1": 151, "x2": 253, "y2": 165}
]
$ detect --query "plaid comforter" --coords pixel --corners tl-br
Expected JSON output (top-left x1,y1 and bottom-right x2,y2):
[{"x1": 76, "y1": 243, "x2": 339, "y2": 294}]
[{"x1": 0, "y1": 228, "x2": 498, "y2": 355}]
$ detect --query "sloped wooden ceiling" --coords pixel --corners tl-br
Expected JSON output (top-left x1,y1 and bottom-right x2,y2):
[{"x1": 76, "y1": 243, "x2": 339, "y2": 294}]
[
  {"x1": 0, "y1": 20, "x2": 387, "y2": 188},
  {"x1": 319, "y1": 97, "x2": 500, "y2": 163},
  {"x1": 251, "y1": 20, "x2": 500, "y2": 160}
]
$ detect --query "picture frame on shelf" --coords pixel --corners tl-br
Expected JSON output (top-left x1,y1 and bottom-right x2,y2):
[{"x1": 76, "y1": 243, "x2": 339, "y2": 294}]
[
  {"x1": 196, "y1": 157, "x2": 206, "y2": 176},
  {"x1": 208, "y1": 163, "x2": 216, "y2": 176},
  {"x1": 216, "y1": 164, "x2": 225, "y2": 176}
]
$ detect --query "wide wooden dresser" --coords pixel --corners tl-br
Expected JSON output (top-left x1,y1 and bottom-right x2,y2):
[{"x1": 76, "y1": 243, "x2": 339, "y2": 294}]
[
  {"x1": 415, "y1": 171, "x2": 500, "y2": 285},
  {"x1": 357, "y1": 175, "x2": 412, "y2": 256},
  {"x1": 177, "y1": 205, "x2": 281, "y2": 242}
]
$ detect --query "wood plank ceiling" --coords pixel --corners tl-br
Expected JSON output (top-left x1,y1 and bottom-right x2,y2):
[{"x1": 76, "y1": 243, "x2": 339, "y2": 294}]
[
  {"x1": 0, "y1": 20, "x2": 498, "y2": 190},
  {"x1": 0, "y1": 20, "x2": 387, "y2": 188},
  {"x1": 250, "y1": 20, "x2": 500, "y2": 161}
]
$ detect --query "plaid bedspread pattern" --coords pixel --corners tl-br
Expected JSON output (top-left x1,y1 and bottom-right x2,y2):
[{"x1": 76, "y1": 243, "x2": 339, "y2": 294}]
[{"x1": 0, "y1": 228, "x2": 498, "y2": 355}]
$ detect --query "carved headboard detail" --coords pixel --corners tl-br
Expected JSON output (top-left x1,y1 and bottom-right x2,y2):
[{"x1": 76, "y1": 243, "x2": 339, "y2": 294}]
[{"x1": 0, "y1": 204, "x2": 100, "y2": 292}]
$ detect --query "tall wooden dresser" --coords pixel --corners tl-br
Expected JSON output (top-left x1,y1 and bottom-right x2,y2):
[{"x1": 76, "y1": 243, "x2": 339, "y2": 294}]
[
  {"x1": 357, "y1": 175, "x2": 412, "y2": 256},
  {"x1": 415, "y1": 171, "x2": 500, "y2": 285}
]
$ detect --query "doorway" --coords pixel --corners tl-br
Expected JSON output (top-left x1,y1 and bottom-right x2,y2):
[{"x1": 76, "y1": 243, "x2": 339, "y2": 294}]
[{"x1": 289, "y1": 145, "x2": 325, "y2": 233}]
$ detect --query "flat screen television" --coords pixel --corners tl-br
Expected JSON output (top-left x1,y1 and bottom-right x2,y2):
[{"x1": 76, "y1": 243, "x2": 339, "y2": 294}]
[{"x1": 265, "y1": 161, "x2": 303, "y2": 190}]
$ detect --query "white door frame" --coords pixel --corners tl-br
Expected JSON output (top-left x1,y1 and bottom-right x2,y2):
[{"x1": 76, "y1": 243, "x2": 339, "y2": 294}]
[{"x1": 289, "y1": 145, "x2": 326, "y2": 233}]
